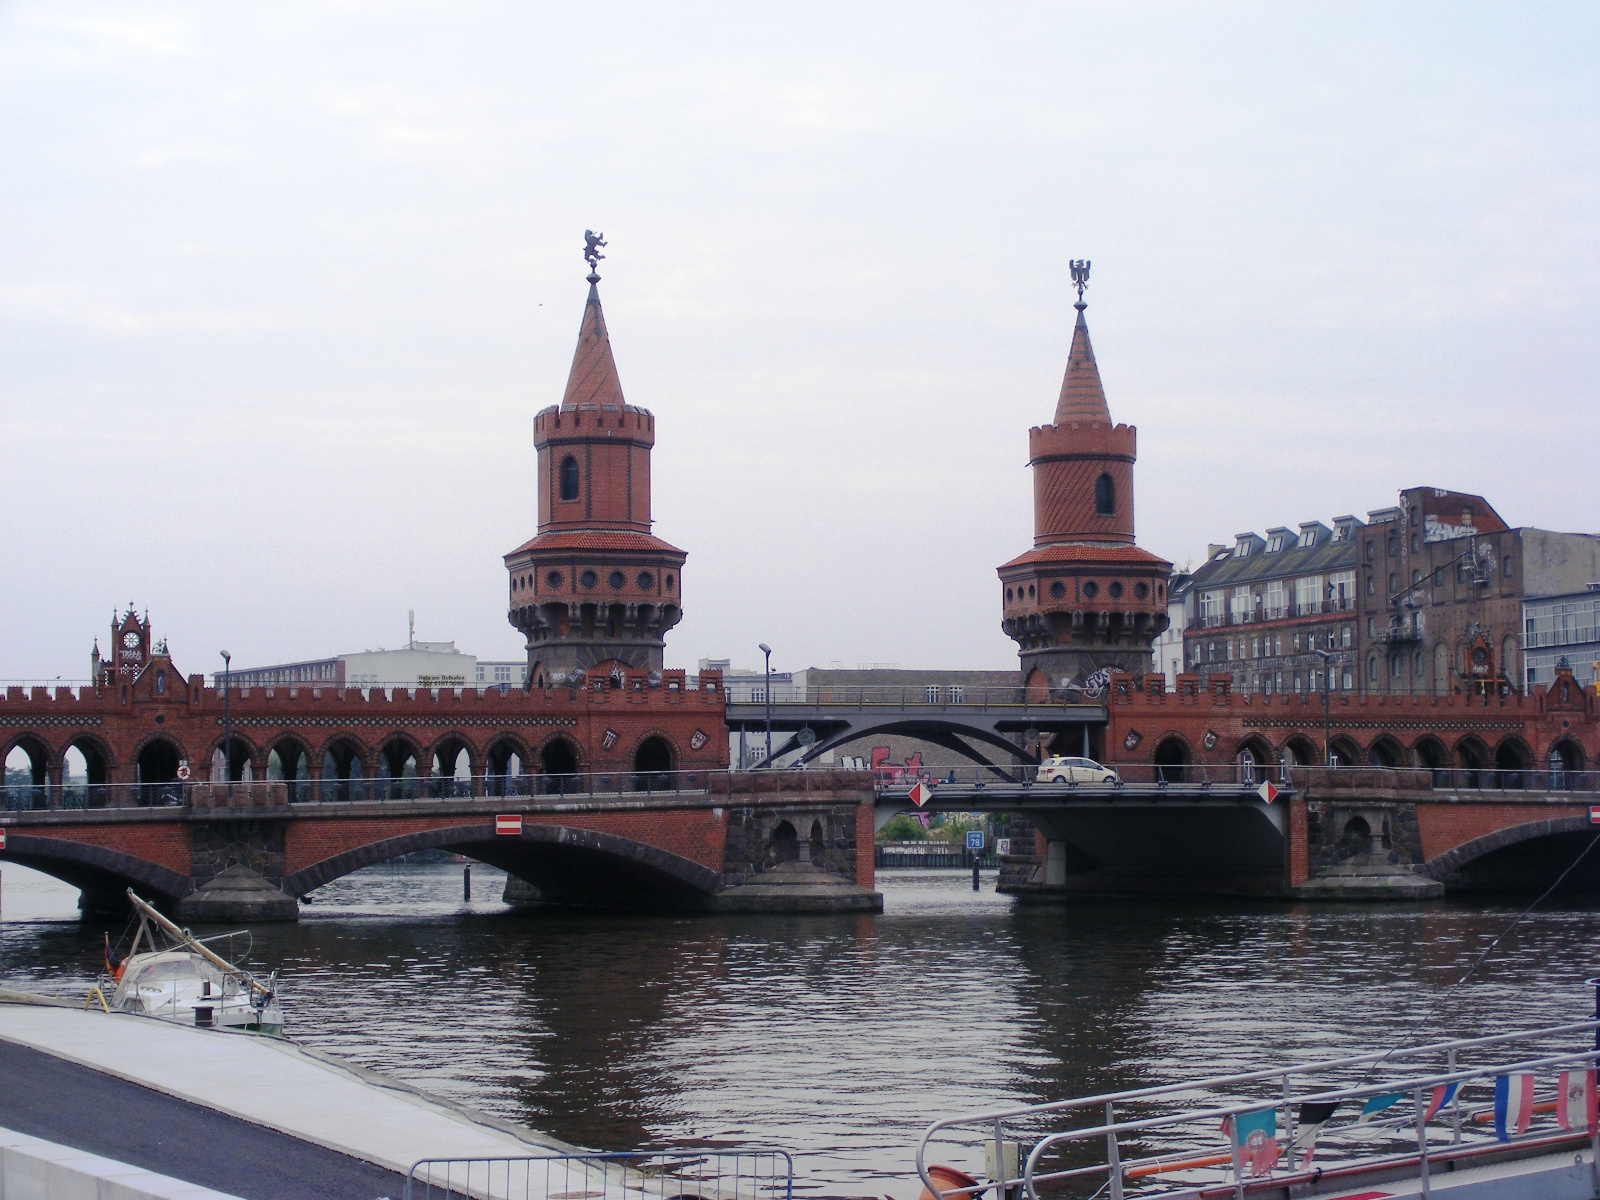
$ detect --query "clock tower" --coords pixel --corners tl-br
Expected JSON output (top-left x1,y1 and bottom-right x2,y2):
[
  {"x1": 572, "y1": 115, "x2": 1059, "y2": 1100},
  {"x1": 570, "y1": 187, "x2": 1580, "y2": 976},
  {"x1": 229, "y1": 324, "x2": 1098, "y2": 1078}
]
[{"x1": 103, "y1": 606, "x2": 153, "y2": 684}]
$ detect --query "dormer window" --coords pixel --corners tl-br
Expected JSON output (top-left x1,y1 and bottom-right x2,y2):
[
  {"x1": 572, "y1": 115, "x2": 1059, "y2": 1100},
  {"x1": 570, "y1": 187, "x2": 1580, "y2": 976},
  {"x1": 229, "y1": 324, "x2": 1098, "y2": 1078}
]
[
  {"x1": 1298, "y1": 530, "x2": 1315, "y2": 548},
  {"x1": 1267, "y1": 534, "x2": 1287, "y2": 553},
  {"x1": 1234, "y1": 542, "x2": 1250, "y2": 558}
]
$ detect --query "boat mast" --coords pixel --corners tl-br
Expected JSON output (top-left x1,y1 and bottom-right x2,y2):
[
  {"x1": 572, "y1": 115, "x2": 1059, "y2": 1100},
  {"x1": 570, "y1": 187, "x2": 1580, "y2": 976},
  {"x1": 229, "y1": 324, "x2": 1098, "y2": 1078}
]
[{"x1": 123, "y1": 890, "x2": 273, "y2": 997}]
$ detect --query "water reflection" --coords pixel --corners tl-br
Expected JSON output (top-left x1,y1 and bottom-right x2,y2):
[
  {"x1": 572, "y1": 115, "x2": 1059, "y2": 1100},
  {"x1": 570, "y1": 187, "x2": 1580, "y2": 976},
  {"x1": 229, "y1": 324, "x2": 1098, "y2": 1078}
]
[{"x1": 2, "y1": 866, "x2": 1598, "y2": 1192}]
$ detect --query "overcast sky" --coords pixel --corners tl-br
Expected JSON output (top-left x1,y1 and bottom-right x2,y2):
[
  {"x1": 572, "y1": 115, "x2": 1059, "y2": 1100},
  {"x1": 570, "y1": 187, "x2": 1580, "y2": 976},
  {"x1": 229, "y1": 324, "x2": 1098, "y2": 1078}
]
[{"x1": 2, "y1": 3, "x2": 1596, "y2": 682}]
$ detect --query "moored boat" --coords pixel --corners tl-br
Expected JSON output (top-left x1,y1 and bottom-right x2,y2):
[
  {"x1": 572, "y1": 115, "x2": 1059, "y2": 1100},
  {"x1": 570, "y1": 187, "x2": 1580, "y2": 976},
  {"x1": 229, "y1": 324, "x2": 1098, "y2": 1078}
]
[{"x1": 100, "y1": 888, "x2": 284, "y2": 1035}]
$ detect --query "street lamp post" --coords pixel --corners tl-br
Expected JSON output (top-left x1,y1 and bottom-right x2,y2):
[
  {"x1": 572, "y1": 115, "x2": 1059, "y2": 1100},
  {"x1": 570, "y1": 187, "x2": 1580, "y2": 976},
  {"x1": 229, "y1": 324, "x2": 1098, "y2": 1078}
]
[
  {"x1": 220, "y1": 650, "x2": 232, "y2": 785},
  {"x1": 1313, "y1": 648, "x2": 1334, "y2": 768},
  {"x1": 758, "y1": 643, "x2": 773, "y2": 768}
]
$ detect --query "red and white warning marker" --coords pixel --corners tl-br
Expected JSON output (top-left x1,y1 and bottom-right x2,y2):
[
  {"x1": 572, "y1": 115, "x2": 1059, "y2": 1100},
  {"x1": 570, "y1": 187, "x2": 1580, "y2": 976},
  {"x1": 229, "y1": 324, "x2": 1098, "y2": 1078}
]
[
  {"x1": 908, "y1": 782, "x2": 933, "y2": 808},
  {"x1": 0, "y1": 828, "x2": 7, "y2": 850},
  {"x1": 1257, "y1": 781, "x2": 1280, "y2": 804},
  {"x1": 495, "y1": 814, "x2": 523, "y2": 836},
  {"x1": 1589, "y1": 806, "x2": 1600, "y2": 826}
]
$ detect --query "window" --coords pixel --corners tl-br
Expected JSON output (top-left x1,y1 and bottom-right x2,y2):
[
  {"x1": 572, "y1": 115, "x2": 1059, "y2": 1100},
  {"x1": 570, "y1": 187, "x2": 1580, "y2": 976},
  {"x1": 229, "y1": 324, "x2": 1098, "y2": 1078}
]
[
  {"x1": 1329, "y1": 571, "x2": 1355, "y2": 610},
  {"x1": 1412, "y1": 569, "x2": 1421, "y2": 585},
  {"x1": 1292, "y1": 632, "x2": 1301, "y2": 652},
  {"x1": 559, "y1": 456, "x2": 580, "y2": 501},
  {"x1": 1503, "y1": 556, "x2": 1513, "y2": 578},
  {"x1": 1295, "y1": 576, "x2": 1323, "y2": 614},
  {"x1": 1390, "y1": 655, "x2": 1402, "y2": 679},
  {"x1": 1309, "y1": 669, "x2": 1319, "y2": 691},
  {"x1": 1292, "y1": 672, "x2": 1303, "y2": 693},
  {"x1": 1366, "y1": 576, "x2": 1375, "y2": 595},
  {"x1": 1368, "y1": 657, "x2": 1379, "y2": 681},
  {"x1": 495, "y1": 666, "x2": 511, "y2": 683},
  {"x1": 1200, "y1": 590, "x2": 1223, "y2": 627},
  {"x1": 1226, "y1": 641, "x2": 1234, "y2": 660},
  {"x1": 1342, "y1": 669, "x2": 1353, "y2": 690},
  {"x1": 1274, "y1": 635, "x2": 1283, "y2": 655},
  {"x1": 1367, "y1": 617, "x2": 1375, "y2": 636},
  {"x1": 1230, "y1": 586, "x2": 1252, "y2": 623},
  {"x1": 1413, "y1": 651, "x2": 1424, "y2": 676},
  {"x1": 1434, "y1": 568, "x2": 1444, "y2": 586},
  {"x1": 580, "y1": 570, "x2": 597, "y2": 588},
  {"x1": 1250, "y1": 637, "x2": 1259, "y2": 658},
  {"x1": 1207, "y1": 642, "x2": 1217, "y2": 662},
  {"x1": 1267, "y1": 533, "x2": 1288, "y2": 552},
  {"x1": 609, "y1": 570, "x2": 625, "y2": 588},
  {"x1": 1264, "y1": 580, "x2": 1287, "y2": 619},
  {"x1": 1411, "y1": 534, "x2": 1420, "y2": 553},
  {"x1": 637, "y1": 572, "x2": 654, "y2": 589},
  {"x1": 1234, "y1": 540, "x2": 1251, "y2": 557},
  {"x1": 1388, "y1": 572, "x2": 1398, "y2": 592},
  {"x1": 1342, "y1": 626, "x2": 1352, "y2": 647},
  {"x1": 949, "y1": 686, "x2": 964, "y2": 704},
  {"x1": 925, "y1": 686, "x2": 941, "y2": 703},
  {"x1": 1365, "y1": 541, "x2": 1375, "y2": 562},
  {"x1": 1094, "y1": 473, "x2": 1114, "y2": 515},
  {"x1": 1050, "y1": 580, "x2": 1065, "y2": 598},
  {"x1": 1298, "y1": 528, "x2": 1316, "y2": 549},
  {"x1": 547, "y1": 570, "x2": 563, "y2": 589}
]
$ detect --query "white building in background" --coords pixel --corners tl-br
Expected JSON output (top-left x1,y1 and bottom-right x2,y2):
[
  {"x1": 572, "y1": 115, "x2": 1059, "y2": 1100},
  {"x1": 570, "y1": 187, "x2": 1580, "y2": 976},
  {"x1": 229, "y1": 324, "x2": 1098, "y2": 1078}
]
[
  {"x1": 229, "y1": 638, "x2": 527, "y2": 689},
  {"x1": 1151, "y1": 571, "x2": 1193, "y2": 686}
]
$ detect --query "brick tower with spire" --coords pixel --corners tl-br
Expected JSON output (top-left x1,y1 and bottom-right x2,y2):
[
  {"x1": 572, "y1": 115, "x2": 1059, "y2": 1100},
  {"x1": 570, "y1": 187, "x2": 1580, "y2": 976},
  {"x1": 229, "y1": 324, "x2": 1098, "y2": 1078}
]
[
  {"x1": 998, "y1": 263, "x2": 1170, "y2": 696},
  {"x1": 504, "y1": 236, "x2": 686, "y2": 687}
]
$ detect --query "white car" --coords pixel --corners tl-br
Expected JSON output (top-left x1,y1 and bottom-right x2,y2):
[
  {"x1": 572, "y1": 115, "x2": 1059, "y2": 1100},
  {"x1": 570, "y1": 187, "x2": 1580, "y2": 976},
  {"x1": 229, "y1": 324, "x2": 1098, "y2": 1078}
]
[{"x1": 1037, "y1": 756, "x2": 1119, "y2": 785}]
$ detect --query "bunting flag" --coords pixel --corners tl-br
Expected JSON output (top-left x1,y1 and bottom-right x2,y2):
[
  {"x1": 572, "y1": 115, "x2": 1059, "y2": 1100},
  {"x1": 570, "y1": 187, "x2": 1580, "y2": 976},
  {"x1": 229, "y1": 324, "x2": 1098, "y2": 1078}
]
[
  {"x1": 1494, "y1": 1073, "x2": 1536, "y2": 1141},
  {"x1": 1290, "y1": 1101, "x2": 1340, "y2": 1167},
  {"x1": 1421, "y1": 1082, "x2": 1458, "y2": 1125},
  {"x1": 1557, "y1": 1070, "x2": 1597, "y2": 1132},
  {"x1": 1226, "y1": 1108, "x2": 1281, "y2": 1177},
  {"x1": 1358, "y1": 1093, "x2": 1403, "y2": 1124}
]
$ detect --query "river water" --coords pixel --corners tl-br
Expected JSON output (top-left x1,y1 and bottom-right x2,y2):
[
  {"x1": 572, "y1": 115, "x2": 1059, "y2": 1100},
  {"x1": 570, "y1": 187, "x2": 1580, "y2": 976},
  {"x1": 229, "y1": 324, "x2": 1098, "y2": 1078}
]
[{"x1": 2, "y1": 863, "x2": 1597, "y2": 1195}]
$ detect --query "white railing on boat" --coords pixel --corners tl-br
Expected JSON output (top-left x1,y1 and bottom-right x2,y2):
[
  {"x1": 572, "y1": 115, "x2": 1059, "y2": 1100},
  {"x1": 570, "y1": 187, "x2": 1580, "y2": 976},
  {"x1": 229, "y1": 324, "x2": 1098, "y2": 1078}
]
[
  {"x1": 403, "y1": 1149, "x2": 794, "y2": 1200},
  {"x1": 917, "y1": 1017, "x2": 1600, "y2": 1200}
]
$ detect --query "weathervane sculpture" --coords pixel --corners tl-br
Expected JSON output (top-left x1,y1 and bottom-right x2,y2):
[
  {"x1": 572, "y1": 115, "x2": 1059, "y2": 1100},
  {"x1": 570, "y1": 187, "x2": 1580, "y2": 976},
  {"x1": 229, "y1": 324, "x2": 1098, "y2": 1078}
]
[
  {"x1": 584, "y1": 230, "x2": 607, "y2": 281},
  {"x1": 1070, "y1": 259, "x2": 1091, "y2": 306}
]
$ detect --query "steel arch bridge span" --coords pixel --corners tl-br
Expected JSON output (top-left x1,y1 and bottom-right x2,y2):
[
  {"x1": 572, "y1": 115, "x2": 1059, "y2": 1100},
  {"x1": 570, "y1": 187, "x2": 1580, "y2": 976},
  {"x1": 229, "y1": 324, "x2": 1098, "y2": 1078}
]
[
  {"x1": 725, "y1": 702, "x2": 1105, "y2": 770},
  {"x1": 282, "y1": 820, "x2": 722, "y2": 911}
]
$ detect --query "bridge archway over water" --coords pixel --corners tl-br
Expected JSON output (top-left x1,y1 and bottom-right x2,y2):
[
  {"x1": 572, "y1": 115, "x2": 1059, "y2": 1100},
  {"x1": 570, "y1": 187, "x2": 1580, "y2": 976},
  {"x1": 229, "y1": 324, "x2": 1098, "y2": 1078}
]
[
  {"x1": 0, "y1": 833, "x2": 190, "y2": 910},
  {"x1": 1427, "y1": 817, "x2": 1600, "y2": 895},
  {"x1": 282, "y1": 822, "x2": 720, "y2": 911}
]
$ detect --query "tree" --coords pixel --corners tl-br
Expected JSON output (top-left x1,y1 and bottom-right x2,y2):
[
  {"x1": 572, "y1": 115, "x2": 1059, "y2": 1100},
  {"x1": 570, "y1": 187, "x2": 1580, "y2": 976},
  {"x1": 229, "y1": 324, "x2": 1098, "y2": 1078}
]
[{"x1": 876, "y1": 813, "x2": 928, "y2": 841}]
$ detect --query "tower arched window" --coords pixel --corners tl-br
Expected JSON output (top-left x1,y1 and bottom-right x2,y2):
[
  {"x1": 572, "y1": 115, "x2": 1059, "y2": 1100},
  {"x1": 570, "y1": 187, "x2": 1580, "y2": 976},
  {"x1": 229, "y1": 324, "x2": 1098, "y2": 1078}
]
[
  {"x1": 559, "y1": 456, "x2": 580, "y2": 502},
  {"x1": 1094, "y1": 473, "x2": 1115, "y2": 515}
]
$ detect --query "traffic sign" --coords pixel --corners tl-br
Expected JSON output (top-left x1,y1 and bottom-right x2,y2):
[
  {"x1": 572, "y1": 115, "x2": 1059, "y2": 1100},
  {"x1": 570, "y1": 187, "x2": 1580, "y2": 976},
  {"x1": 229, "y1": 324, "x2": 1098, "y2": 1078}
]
[
  {"x1": 966, "y1": 830, "x2": 985, "y2": 850},
  {"x1": 0, "y1": 828, "x2": 7, "y2": 850},
  {"x1": 495, "y1": 814, "x2": 523, "y2": 836},
  {"x1": 995, "y1": 838, "x2": 1011, "y2": 856},
  {"x1": 908, "y1": 782, "x2": 932, "y2": 808},
  {"x1": 176, "y1": 761, "x2": 191, "y2": 782},
  {"x1": 1257, "y1": 781, "x2": 1279, "y2": 804}
]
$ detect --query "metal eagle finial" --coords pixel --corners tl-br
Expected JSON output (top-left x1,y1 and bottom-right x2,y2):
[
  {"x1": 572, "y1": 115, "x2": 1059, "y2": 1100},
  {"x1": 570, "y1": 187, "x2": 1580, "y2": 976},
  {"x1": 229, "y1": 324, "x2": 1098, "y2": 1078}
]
[
  {"x1": 583, "y1": 230, "x2": 607, "y2": 281},
  {"x1": 1070, "y1": 259, "x2": 1091, "y2": 305}
]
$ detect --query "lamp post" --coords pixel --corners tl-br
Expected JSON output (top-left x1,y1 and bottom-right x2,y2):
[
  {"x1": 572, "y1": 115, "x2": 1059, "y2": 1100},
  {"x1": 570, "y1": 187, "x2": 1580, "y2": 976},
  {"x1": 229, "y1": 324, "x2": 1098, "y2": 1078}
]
[
  {"x1": 1313, "y1": 648, "x2": 1334, "y2": 768},
  {"x1": 758, "y1": 643, "x2": 773, "y2": 768},
  {"x1": 220, "y1": 650, "x2": 232, "y2": 785}
]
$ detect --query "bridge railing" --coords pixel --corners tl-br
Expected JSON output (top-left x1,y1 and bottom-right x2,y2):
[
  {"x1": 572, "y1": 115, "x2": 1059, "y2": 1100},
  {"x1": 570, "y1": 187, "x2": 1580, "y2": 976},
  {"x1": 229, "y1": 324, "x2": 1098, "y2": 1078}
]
[
  {"x1": 404, "y1": 1149, "x2": 793, "y2": 1200},
  {"x1": 0, "y1": 766, "x2": 879, "y2": 812},
  {"x1": 727, "y1": 685, "x2": 1101, "y2": 709}
]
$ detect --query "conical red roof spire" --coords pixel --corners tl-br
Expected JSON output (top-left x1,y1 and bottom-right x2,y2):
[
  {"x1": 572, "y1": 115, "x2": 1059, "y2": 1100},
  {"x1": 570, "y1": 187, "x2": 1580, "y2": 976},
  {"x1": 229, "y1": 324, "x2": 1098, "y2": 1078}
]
[
  {"x1": 1052, "y1": 301, "x2": 1111, "y2": 425},
  {"x1": 560, "y1": 276, "x2": 627, "y2": 409}
]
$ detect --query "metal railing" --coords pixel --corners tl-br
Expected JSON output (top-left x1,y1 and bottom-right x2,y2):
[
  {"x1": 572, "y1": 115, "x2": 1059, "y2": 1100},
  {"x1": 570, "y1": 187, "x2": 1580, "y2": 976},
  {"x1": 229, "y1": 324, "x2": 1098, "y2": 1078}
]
[
  {"x1": 918, "y1": 1019, "x2": 1600, "y2": 1200},
  {"x1": 403, "y1": 1150, "x2": 793, "y2": 1200},
  {"x1": 727, "y1": 686, "x2": 1095, "y2": 709},
  {"x1": 0, "y1": 765, "x2": 879, "y2": 812}
]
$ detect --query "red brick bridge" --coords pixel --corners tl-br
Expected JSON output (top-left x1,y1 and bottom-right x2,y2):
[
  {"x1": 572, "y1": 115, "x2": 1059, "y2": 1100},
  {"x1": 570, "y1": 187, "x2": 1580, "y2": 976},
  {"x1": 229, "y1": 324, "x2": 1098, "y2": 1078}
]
[{"x1": 0, "y1": 772, "x2": 877, "y2": 918}]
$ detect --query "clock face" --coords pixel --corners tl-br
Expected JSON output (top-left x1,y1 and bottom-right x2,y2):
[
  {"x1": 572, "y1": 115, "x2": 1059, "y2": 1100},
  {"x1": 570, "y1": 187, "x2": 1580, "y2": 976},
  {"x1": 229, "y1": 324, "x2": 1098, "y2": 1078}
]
[{"x1": 122, "y1": 631, "x2": 141, "y2": 651}]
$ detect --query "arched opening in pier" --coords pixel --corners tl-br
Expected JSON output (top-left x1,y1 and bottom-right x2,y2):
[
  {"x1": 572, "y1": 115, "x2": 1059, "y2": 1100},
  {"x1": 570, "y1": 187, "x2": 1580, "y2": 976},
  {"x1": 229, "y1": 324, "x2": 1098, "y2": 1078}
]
[
  {"x1": 377, "y1": 740, "x2": 420, "y2": 799},
  {"x1": 1366, "y1": 737, "x2": 1401, "y2": 768},
  {"x1": 632, "y1": 736, "x2": 674, "y2": 791},
  {"x1": 770, "y1": 820, "x2": 799, "y2": 865},
  {"x1": 809, "y1": 819, "x2": 826, "y2": 864},
  {"x1": 1493, "y1": 739, "x2": 1530, "y2": 790},
  {"x1": 485, "y1": 740, "x2": 525, "y2": 797},
  {"x1": 321, "y1": 738, "x2": 366, "y2": 802},
  {"x1": 1152, "y1": 737, "x2": 1189, "y2": 783},
  {"x1": 135, "y1": 739, "x2": 183, "y2": 806},
  {"x1": 1548, "y1": 740, "x2": 1584, "y2": 790},
  {"x1": 1280, "y1": 735, "x2": 1319, "y2": 767},
  {"x1": 1341, "y1": 815, "x2": 1373, "y2": 857},
  {"x1": 209, "y1": 735, "x2": 253, "y2": 783},
  {"x1": 1328, "y1": 736, "x2": 1361, "y2": 768},
  {"x1": 538, "y1": 738, "x2": 580, "y2": 795},
  {"x1": 1235, "y1": 736, "x2": 1273, "y2": 784},
  {"x1": 1455, "y1": 738, "x2": 1487, "y2": 788},
  {"x1": 430, "y1": 738, "x2": 473, "y2": 797}
]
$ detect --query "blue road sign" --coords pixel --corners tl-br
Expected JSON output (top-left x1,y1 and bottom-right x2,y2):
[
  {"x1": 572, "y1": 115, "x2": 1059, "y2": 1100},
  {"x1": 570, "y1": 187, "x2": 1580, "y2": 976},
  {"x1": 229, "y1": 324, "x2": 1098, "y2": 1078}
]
[{"x1": 966, "y1": 830, "x2": 985, "y2": 850}]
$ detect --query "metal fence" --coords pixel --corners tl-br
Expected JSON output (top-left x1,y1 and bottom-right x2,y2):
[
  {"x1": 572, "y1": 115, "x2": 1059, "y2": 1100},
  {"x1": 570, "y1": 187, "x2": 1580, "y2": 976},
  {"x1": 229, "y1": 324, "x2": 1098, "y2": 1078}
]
[
  {"x1": 403, "y1": 1150, "x2": 793, "y2": 1200},
  {"x1": 918, "y1": 1019, "x2": 1600, "y2": 1200}
]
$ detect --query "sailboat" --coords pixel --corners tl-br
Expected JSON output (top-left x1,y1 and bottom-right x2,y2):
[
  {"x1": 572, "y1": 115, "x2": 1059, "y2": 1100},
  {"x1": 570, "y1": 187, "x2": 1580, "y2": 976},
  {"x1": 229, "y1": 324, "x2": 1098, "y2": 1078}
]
[{"x1": 102, "y1": 889, "x2": 285, "y2": 1035}]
